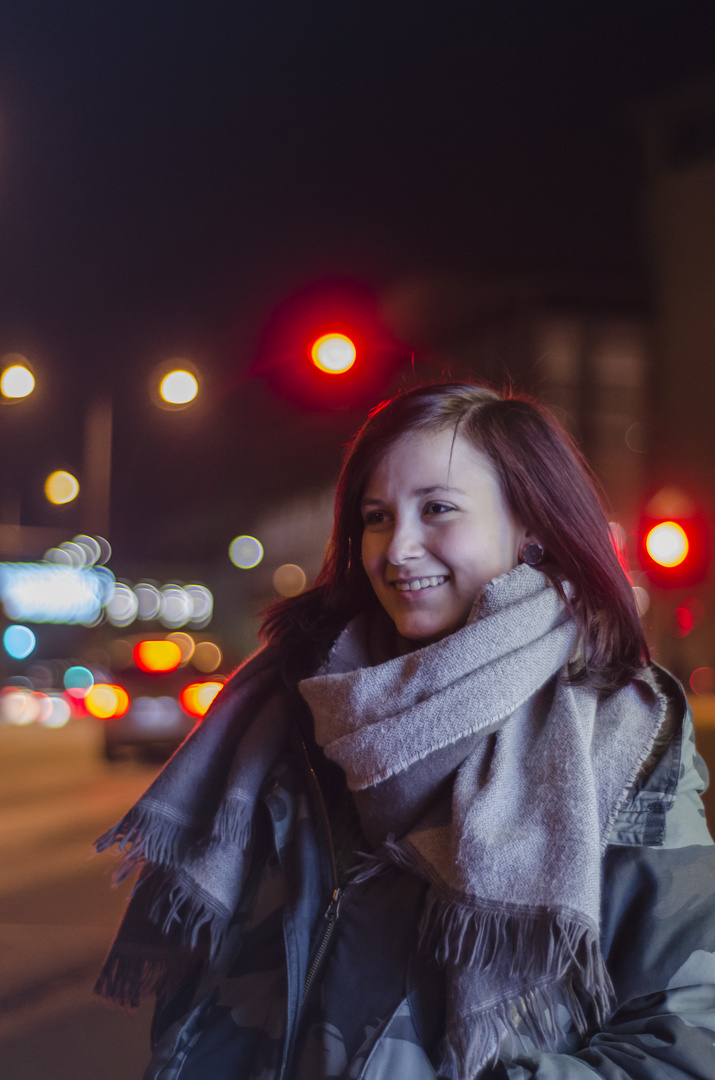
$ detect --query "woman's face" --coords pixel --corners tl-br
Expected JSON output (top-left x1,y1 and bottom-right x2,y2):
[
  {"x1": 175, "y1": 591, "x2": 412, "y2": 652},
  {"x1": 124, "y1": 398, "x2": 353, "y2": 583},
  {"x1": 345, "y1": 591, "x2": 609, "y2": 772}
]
[{"x1": 360, "y1": 428, "x2": 527, "y2": 648}]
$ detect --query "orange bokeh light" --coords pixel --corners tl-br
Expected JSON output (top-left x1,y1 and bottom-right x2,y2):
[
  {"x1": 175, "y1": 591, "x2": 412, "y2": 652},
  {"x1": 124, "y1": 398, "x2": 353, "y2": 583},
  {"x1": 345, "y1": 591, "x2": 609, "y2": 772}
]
[
  {"x1": 85, "y1": 683, "x2": 130, "y2": 719},
  {"x1": 134, "y1": 639, "x2": 182, "y2": 673},
  {"x1": 179, "y1": 681, "x2": 223, "y2": 718}
]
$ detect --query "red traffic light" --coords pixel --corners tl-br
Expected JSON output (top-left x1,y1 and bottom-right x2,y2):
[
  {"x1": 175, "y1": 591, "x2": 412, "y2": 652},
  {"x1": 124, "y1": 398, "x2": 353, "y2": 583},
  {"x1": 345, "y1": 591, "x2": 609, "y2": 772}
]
[
  {"x1": 309, "y1": 332, "x2": 357, "y2": 374},
  {"x1": 639, "y1": 488, "x2": 709, "y2": 588},
  {"x1": 644, "y1": 521, "x2": 689, "y2": 568},
  {"x1": 253, "y1": 280, "x2": 406, "y2": 410}
]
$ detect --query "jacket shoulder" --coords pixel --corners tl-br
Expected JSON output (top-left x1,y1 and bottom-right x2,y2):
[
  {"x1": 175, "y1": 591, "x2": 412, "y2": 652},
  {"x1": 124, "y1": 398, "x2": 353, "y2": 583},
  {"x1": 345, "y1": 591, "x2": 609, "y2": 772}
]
[{"x1": 607, "y1": 664, "x2": 713, "y2": 849}]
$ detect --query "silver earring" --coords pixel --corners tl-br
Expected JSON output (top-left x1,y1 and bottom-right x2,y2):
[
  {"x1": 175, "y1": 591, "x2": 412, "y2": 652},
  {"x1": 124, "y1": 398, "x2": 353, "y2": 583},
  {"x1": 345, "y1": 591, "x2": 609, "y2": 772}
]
[{"x1": 521, "y1": 542, "x2": 544, "y2": 567}]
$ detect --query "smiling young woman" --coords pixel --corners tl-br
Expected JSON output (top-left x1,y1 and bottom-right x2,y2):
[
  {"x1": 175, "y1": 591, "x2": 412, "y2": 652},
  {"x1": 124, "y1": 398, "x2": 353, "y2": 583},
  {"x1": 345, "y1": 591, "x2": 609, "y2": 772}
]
[
  {"x1": 359, "y1": 428, "x2": 527, "y2": 648},
  {"x1": 97, "y1": 382, "x2": 715, "y2": 1080}
]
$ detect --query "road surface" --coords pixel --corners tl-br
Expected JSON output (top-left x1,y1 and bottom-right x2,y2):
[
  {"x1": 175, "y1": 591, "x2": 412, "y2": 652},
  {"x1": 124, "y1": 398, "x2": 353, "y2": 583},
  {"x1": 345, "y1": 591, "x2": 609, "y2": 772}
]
[{"x1": 0, "y1": 718, "x2": 158, "y2": 1080}]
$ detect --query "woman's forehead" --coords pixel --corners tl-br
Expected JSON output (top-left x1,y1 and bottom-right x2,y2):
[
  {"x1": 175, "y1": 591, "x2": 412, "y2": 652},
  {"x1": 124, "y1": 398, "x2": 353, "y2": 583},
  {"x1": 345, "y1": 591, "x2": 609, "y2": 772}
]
[{"x1": 364, "y1": 428, "x2": 497, "y2": 494}]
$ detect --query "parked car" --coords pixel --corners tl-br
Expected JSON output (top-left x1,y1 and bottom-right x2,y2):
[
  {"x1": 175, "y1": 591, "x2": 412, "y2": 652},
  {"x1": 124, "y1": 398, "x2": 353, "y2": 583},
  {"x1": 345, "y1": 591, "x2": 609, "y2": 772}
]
[{"x1": 88, "y1": 636, "x2": 225, "y2": 762}]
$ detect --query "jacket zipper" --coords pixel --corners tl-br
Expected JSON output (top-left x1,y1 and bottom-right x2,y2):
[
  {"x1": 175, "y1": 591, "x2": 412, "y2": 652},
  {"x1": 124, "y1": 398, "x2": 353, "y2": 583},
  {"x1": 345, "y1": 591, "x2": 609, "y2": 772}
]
[
  {"x1": 281, "y1": 738, "x2": 344, "y2": 1078},
  {"x1": 300, "y1": 885, "x2": 345, "y2": 1008},
  {"x1": 297, "y1": 735, "x2": 343, "y2": 1007}
]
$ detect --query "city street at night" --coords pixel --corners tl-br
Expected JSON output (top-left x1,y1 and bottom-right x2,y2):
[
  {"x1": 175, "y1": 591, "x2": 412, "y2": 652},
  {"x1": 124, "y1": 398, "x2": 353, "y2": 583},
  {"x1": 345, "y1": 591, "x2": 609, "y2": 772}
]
[
  {"x1": 2, "y1": 3, "x2": 715, "y2": 1077},
  {"x1": 0, "y1": 719, "x2": 156, "y2": 1080}
]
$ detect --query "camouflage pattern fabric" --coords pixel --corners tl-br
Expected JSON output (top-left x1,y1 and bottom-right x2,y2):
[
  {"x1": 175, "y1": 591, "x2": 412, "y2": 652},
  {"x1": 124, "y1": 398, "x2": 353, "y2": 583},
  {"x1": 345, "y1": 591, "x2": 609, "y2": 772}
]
[{"x1": 144, "y1": 683, "x2": 715, "y2": 1080}]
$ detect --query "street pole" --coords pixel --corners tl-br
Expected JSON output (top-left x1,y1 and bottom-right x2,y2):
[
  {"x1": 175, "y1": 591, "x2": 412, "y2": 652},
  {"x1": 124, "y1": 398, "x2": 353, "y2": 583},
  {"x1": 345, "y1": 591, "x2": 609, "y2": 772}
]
[{"x1": 82, "y1": 397, "x2": 112, "y2": 539}]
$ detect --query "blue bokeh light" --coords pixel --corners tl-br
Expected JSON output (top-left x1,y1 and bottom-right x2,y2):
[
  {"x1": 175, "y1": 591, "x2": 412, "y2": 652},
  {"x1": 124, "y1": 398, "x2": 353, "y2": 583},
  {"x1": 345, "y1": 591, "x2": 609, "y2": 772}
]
[{"x1": 3, "y1": 625, "x2": 36, "y2": 659}]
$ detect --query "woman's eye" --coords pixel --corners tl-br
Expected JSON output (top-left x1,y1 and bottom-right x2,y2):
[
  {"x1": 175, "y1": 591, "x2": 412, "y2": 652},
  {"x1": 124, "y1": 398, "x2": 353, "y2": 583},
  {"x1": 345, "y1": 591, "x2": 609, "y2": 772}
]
[
  {"x1": 363, "y1": 510, "x2": 385, "y2": 526},
  {"x1": 424, "y1": 502, "x2": 453, "y2": 516}
]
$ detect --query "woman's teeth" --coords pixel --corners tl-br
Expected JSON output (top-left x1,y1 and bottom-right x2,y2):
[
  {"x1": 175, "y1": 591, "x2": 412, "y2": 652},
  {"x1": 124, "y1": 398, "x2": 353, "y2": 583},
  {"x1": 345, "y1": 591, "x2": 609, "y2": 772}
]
[{"x1": 394, "y1": 576, "x2": 448, "y2": 592}]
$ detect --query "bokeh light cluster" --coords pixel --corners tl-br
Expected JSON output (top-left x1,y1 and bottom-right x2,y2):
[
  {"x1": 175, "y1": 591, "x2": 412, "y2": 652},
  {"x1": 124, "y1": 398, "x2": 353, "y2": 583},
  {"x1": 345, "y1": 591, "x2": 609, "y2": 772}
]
[
  {"x1": 0, "y1": 686, "x2": 71, "y2": 727},
  {"x1": 105, "y1": 581, "x2": 213, "y2": 628},
  {"x1": 44, "y1": 534, "x2": 112, "y2": 567},
  {"x1": 0, "y1": 562, "x2": 115, "y2": 625},
  {"x1": 107, "y1": 633, "x2": 222, "y2": 673}
]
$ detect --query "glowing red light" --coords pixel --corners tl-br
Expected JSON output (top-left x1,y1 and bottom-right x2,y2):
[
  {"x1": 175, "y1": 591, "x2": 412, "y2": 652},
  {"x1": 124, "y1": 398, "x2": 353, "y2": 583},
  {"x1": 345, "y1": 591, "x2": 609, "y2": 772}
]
[
  {"x1": 675, "y1": 605, "x2": 694, "y2": 636},
  {"x1": 645, "y1": 521, "x2": 689, "y2": 568},
  {"x1": 309, "y1": 333, "x2": 357, "y2": 374}
]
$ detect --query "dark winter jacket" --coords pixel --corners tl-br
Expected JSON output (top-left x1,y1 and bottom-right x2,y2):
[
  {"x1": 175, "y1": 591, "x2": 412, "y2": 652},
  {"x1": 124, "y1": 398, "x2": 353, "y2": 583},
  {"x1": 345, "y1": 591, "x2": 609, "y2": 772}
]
[{"x1": 141, "y1": 667, "x2": 715, "y2": 1080}]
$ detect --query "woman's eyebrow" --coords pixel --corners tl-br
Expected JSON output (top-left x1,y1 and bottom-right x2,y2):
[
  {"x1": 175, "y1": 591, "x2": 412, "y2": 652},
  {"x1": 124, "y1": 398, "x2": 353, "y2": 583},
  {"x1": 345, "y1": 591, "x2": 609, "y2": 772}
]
[
  {"x1": 413, "y1": 484, "x2": 467, "y2": 496},
  {"x1": 361, "y1": 484, "x2": 466, "y2": 507}
]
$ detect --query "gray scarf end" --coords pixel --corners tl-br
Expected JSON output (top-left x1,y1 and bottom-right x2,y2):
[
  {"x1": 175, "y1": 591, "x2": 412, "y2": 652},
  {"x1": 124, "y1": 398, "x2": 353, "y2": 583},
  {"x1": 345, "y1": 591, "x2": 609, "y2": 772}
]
[
  {"x1": 420, "y1": 889, "x2": 612, "y2": 995},
  {"x1": 420, "y1": 889, "x2": 614, "y2": 1073},
  {"x1": 438, "y1": 975, "x2": 612, "y2": 1080},
  {"x1": 94, "y1": 868, "x2": 231, "y2": 1008}
]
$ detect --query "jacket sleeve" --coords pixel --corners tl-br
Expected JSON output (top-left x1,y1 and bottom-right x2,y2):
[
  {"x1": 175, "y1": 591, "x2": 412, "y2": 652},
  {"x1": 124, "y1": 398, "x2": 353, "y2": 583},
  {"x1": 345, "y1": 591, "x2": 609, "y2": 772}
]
[{"x1": 502, "y1": 691, "x2": 715, "y2": 1080}]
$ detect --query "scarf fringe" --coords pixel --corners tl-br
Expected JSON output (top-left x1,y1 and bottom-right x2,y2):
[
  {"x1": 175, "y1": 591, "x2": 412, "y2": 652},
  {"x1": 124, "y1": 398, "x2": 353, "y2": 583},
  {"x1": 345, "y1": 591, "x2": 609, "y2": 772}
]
[
  {"x1": 148, "y1": 878, "x2": 227, "y2": 957},
  {"x1": 95, "y1": 800, "x2": 254, "y2": 883},
  {"x1": 438, "y1": 978, "x2": 591, "y2": 1080},
  {"x1": 95, "y1": 805, "x2": 196, "y2": 883},
  {"x1": 419, "y1": 889, "x2": 613, "y2": 1017},
  {"x1": 209, "y1": 796, "x2": 254, "y2": 849},
  {"x1": 94, "y1": 869, "x2": 230, "y2": 1007}
]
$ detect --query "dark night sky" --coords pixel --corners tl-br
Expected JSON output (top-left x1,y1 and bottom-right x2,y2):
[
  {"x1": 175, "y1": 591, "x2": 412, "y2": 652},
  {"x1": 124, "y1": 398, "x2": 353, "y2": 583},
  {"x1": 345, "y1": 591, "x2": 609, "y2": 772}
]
[{"x1": 2, "y1": 1, "x2": 715, "y2": 563}]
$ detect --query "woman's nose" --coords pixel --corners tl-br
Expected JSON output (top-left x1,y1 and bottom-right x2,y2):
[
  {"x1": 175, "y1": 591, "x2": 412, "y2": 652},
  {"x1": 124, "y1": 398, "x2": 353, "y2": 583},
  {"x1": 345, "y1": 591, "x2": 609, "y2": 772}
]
[{"x1": 386, "y1": 518, "x2": 424, "y2": 565}]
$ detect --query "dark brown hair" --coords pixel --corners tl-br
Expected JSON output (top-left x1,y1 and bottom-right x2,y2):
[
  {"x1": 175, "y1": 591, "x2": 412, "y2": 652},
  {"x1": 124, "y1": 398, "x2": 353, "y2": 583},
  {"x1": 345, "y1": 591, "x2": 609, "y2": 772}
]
[{"x1": 261, "y1": 382, "x2": 649, "y2": 690}]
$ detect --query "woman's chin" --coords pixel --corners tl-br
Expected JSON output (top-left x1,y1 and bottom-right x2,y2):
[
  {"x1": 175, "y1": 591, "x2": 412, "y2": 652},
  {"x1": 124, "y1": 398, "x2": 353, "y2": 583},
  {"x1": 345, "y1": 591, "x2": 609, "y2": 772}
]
[{"x1": 394, "y1": 617, "x2": 459, "y2": 651}]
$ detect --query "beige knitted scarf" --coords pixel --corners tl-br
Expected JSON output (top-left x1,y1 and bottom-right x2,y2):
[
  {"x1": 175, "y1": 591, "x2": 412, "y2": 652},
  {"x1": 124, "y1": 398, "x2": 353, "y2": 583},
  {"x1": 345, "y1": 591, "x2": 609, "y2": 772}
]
[{"x1": 299, "y1": 565, "x2": 667, "y2": 1078}]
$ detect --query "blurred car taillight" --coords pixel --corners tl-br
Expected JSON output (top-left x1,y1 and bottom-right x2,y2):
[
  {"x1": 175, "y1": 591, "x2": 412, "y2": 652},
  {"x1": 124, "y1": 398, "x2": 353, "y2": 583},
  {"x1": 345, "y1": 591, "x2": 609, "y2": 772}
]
[
  {"x1": 134, "y1": 640, "x2": 182, "y2": 673},
  {"x1": 84, "y1": 683, "x2": 130, "y2": 719},
  {"x1": 179, "y1": 681, "x2": 223, "y2": 718}
]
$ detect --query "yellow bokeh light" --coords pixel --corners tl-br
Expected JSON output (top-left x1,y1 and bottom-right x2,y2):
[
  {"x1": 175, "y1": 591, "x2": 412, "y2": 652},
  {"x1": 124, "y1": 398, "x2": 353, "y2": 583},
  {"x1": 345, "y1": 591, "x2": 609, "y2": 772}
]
[
  {"x1": 85, "y1": 683, "x2": 130, "y2": 719},
  {"x1": 45, "y1": 470, "x2": 80, "y2": 505},
  {"x1": 310, "y1": 333, "x2": 356, "y2": 374},
  {"x1": 272, "y1": 563, "x2": 307, "y2": 597},
  {"x1": 192, "y1": 641, "x2": 222, "y2": 673},
  {"x1": 1, "y1": 359, "x2": 35, "y2": 399},
  {"x1": 645, "y1": 521, "x2": 689, "y2": 568},
  {"x1": 167, "y1": 631, "x2": 195, "y2": 664},
  {"x1": 159, "y1": 369, "x2": 198, "y2": 405}
]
